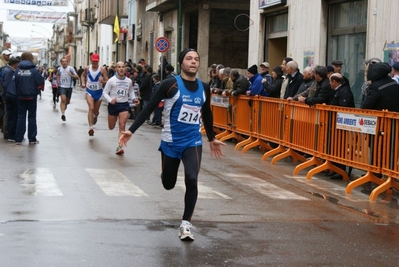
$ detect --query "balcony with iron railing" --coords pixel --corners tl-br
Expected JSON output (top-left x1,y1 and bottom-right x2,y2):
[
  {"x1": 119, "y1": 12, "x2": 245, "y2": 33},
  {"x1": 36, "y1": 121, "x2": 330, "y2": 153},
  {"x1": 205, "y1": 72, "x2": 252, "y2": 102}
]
[{"x1": 97, "y1": 0, "x2": 125, "y2": 25}]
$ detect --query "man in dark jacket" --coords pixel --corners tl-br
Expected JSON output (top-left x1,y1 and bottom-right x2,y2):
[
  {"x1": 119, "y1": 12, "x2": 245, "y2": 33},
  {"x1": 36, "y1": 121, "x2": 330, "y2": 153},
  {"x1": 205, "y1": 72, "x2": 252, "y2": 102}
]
[
  {"x1": 329, "y1": 73, "x2": 355, "y2": 108},
  {"x1": 283, "y1": 61, "x2": 303, "y2": 99},
  {"x1": 0, "y1": 57, "x2": 20, "y2": 141},
  {"x1": 139, "y1": 65, "x2": 153, "y2": 121},
  {"x1": 164, "y1": 64, "x2": 175, "y2": 80},
  {"x1": 14, "y1": 52, "x2": 44, "y2": 145},
  {"x1": 299, "y1": 65, "x2": 332, "y2": 106},
  {"x1": 361, "y1": 62, "x2": 399, "y2": 112},
  {"x1": 229, "y1": 69, "x2": 250, "y2": 96},
  {"x1": 327, "y1": 73, "x2": 355, "y2": 180}
]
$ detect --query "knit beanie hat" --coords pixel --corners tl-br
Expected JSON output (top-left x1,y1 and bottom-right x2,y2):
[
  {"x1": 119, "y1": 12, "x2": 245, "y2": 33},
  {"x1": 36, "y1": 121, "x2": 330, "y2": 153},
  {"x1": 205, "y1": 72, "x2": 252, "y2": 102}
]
[
  {"x1": 179, "y1": 48, "x2": 198, "y2": 65},
  {"x1": 247, "y1": 64, "x2": 258, "y2": 75},
  {"x1": 165, "y1": 64, "x2": 174, "y2": 72},
  {"x1": 272, "y1": 66, "x2": 283, "y2": 76}
]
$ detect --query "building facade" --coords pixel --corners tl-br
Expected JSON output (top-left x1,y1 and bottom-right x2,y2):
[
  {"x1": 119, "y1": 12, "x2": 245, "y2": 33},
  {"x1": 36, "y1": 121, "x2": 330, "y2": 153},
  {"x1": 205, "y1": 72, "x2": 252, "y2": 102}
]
[{"x1": 65, "y1": 0, "x2": 399, "y2": 107}]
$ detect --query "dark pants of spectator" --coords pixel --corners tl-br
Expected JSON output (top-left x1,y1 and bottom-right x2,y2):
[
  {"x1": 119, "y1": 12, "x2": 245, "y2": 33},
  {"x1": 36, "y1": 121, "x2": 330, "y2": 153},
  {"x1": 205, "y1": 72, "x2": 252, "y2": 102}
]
[
  {"x1": 6, "y1": 95, "x2": 18, "y2": 141},
  {"x1": 16, "y1": 98, "x2": 37, "y2": 143},
  {"x1": 152, "y1": 106, "x2": 163, "y2": 125}
]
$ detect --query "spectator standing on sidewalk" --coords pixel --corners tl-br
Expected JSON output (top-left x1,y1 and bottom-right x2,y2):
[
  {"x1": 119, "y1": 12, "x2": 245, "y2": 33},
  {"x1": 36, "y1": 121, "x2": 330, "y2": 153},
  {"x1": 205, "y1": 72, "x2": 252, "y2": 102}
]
[
  {"x1": 14, "y1": 52, "x2": 44, "y2": 145},
  {"x1": 0, "y1": 57, "x2": 20, "y2": 142}
]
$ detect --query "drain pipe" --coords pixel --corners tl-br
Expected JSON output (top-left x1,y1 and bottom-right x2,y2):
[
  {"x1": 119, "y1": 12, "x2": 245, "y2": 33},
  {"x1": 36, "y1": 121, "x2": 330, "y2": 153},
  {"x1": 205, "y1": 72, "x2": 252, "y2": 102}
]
[{"x1": 177, "y1": 0, "x2": 182, "y2": 73}]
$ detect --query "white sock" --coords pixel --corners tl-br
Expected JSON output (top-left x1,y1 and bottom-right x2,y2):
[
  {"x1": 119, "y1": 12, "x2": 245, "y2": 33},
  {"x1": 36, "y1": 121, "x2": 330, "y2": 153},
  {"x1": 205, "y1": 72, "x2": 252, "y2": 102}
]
[{"x1": 181, "y1": 220, "x2": 190, "y2": 226}]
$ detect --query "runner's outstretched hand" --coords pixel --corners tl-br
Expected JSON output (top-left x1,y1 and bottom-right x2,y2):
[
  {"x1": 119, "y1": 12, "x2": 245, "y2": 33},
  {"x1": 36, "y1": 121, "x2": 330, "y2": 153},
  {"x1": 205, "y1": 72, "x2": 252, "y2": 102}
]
[
  {"x1": 119, "y1": 131, "x2": 133, "y2": 147},
  {"x1": 209, "y1": 139, "x2": 226, "y2": 158}
]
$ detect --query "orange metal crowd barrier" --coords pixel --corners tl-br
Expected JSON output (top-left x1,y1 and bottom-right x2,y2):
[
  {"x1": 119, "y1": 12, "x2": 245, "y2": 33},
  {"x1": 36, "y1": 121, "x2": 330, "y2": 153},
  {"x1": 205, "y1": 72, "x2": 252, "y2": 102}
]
[
  {"x1": 364, "y1": 111, "x2": 399, "y2": 201},
  {"x1": 210, "y1": 94, "x2": 399, "y2": 201}
]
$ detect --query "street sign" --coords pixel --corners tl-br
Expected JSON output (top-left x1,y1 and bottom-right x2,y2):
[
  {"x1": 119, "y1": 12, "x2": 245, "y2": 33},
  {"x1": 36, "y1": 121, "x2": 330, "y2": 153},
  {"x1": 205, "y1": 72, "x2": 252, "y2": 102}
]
[{"x1": 155, "y1": 37, "x2": 170, "y2": 53}]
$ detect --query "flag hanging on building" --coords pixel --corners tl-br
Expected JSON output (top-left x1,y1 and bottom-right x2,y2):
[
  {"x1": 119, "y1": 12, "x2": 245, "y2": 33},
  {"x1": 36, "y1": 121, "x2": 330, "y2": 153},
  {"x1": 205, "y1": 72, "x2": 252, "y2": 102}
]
[{"x1": 114, "y1": 15, "x2": 120, "y2": 43}]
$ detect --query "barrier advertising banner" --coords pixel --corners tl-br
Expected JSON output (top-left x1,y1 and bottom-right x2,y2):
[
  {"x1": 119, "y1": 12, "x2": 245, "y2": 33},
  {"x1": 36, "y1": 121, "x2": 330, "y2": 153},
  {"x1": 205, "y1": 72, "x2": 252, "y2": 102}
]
[
  {"x1": 336, "y1": 112, "x2": 377, "y2": 135},
  {"x1": 211, "y1": 95, "x2": 229, "y2": 108},
  {"x1": 7, "y1": 9, "x2": 67, "y2": 23}
]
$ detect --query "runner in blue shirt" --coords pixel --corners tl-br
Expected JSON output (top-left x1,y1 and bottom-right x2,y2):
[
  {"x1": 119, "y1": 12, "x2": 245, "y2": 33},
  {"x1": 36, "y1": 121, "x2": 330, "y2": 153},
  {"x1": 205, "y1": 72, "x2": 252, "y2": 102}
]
[{"x1": 119, "y1": 49, "x2": 225, "y2": 241}]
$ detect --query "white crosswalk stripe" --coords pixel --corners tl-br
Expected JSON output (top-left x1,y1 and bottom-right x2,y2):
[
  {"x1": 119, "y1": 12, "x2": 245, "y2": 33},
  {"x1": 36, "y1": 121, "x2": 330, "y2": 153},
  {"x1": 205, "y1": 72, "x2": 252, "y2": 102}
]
[
  {"x1": 16, "y1": 168, "x2": 308, "y2": 200},
  {"x1": 86, "y1": 169, "x2": 148, "y2": 197},
  {"x1": 176, "y1": 177, "x2": 232, "y2": 199},
  {"x1": 225, "y1": 173, "x2": 309, "y2": 200},
  {"x1": 19, "y1": 168, "x2": 63, "y2": 196}
]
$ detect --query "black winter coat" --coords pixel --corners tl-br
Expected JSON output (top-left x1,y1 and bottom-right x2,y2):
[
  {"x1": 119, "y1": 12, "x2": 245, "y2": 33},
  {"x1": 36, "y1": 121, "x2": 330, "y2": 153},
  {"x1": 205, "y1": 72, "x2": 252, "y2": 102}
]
[
  {"x1": 283, "y1": 72, "x2": 303, "y2": 99},
  {"x1": 139, "y1": 73, "x2": 152, "y2": 101},
  {"x1": 231, "y1": 75, "x2": 250, "y2": 96},
  {"x1": 361, "y1": 62, "x2": 399, "y2": 112},
  {"x1": 264, "y1": 76, "x2": 283, "y2": 98},
  {"x1": 305, "y1": 78, "x2": 332, "y2": 106},
  {"x1": 329, "y1": 84, "x2": 355, "y2": 107}
]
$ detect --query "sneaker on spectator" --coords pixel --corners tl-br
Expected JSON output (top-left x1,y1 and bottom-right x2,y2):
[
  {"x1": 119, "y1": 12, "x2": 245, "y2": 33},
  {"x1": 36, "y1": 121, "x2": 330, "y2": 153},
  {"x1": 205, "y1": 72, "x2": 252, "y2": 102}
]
[
  {"x1": 29, "y1": 140, "x2": 40, "y2": 145},
  {"x1": 88, "y1": 129, "x2": 94, "y2": 136},
  {"x1": 16, "y1": 142, "x2": 22, "y2": 145},
  {"x1": 179, "y1": 221, "x2": 194, "y2": 241},
  {"x1": 8, "y1": 139, "x2": 15, "y2": 142}
]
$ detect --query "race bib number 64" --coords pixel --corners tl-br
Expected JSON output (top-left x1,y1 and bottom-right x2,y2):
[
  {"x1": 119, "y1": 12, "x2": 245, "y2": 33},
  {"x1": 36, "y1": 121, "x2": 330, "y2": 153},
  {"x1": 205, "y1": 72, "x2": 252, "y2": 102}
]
[{"x1": 178, "y1": 104, "x2": 201, "y2": 124}]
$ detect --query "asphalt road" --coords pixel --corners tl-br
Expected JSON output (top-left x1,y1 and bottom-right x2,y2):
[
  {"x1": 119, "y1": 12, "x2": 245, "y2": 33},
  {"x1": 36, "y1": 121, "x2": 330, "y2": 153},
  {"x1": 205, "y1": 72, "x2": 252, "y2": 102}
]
[{"x1": 0, "y1": 81, "x2": 398, "y2": 266}]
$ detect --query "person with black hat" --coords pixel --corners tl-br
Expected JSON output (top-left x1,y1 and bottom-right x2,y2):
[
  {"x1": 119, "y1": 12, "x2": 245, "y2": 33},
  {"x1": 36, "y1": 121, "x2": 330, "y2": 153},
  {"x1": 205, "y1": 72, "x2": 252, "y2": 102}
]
[
  {"x1": 164, "y1": 64, "x2": 176, "y2": 79},
  {"x1": 246, "y1": 64, "x2": 266, "y2": 96},
  {"x1": 0, "y1": 57, "x2": 20, "y2": 141},
  {"x1": 119, "y1": 48, "x2": 225, "y2": 242},
  {"x1": 326, "y1": 65, "x2": 334, "y2": 77},
  {"x1": 392, "y1": 62, "x2": 399, "y2": 84},
  {"x1": 263, "y1": 65, "x2": 284, "y2": 98},
  {"x1": 361, "y1": 61, "x2": 399, "y2": 112},
  {"x1": 331, "y1": 60, "x2": 350, "y2": 87}
]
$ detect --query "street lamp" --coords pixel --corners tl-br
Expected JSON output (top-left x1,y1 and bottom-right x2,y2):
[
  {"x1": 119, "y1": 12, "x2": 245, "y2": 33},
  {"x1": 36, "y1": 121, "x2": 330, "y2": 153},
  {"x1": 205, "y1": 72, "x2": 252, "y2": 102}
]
[
  {"x1": 31, "y1": 31, "x2": 48, "y2": 39},
  {"x1": 32, "y1": 24, "x2": 52, "y2": 37}
]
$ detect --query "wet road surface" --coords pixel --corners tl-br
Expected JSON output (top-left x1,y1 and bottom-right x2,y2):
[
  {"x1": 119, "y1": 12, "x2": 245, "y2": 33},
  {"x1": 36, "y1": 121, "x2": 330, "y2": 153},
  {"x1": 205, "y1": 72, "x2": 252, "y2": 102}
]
[{"x1": 0, "y1": 82, "x2": 398, "y2": 266}]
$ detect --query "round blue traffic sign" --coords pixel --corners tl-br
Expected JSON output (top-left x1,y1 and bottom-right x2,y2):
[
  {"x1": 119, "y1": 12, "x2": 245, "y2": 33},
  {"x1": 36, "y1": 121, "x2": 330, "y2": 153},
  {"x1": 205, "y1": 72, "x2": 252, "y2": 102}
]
[{"x1": 155, "y1": 37, "x2": 170, "y2": 53}]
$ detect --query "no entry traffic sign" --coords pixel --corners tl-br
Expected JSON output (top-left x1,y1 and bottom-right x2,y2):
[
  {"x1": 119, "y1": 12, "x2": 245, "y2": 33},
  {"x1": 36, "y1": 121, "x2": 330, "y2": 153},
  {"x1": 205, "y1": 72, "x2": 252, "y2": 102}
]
[{"x1": 155, "y1": 37, "x2": 170, "y2": 53}]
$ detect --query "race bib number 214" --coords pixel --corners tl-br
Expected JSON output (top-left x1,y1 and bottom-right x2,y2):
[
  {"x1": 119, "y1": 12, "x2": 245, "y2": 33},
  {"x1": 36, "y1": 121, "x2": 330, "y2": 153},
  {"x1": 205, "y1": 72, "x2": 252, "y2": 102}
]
[{"x1": 178, "y1": 104, "x2": 201, "y2": 124}]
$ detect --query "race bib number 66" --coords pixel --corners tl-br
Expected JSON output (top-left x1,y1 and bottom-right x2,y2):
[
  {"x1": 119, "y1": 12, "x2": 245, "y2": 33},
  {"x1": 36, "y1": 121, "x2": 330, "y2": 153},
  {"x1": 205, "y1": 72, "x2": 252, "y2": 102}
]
[{"x1": 178, "y1": 104, "x2": 201, "y2": 124}]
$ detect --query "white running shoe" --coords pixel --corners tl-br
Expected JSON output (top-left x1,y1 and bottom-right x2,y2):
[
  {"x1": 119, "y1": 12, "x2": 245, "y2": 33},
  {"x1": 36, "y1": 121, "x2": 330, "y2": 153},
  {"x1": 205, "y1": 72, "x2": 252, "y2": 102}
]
[
  {"x1": 116, "y1": 145, "x2": 124, "y2": 155},
  {"x1": 179, "y1": 221, "x2": 194, "y2": 241}
]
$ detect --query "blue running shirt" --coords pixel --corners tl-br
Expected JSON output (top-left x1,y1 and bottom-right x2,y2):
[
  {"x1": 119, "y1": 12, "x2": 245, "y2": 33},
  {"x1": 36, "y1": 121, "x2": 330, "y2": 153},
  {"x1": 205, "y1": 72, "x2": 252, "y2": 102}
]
[
  {"x1": 161, "y1": 75, "x2": 205, "y2": 148},
  {"x1": 86, "y1": 65, "x2": 102, "y2": 91}
]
